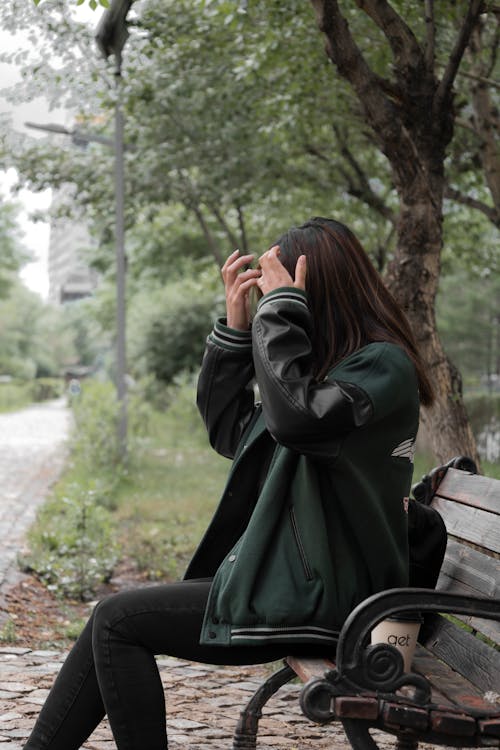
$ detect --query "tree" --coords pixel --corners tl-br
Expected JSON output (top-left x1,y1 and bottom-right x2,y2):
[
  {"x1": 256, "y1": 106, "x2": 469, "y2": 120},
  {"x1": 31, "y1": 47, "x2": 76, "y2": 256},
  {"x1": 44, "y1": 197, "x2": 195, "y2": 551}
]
[
  {"x1": 0, "y1": 281, "x2": 62, "y2": 377},
  {"x1": 0, "y1": 199, "x2": 28, "y2": 298},
  {"x1": 308, "y1": 0, "x2": 499, "y2": 464},
  {"x1": 127, "y1": 264, "x2": 223, "y2": 385},
  {"x1": 0, "y1": 0, "x2": 384, "y2": 273},
  {"x1": 2, "y1": 0, "x2": 498, "y2": 461},
  {"x1": 33, "y1": 0, "x2": 110, "y2": 7},
  {"x1": 437, "y1": 269, "x2": 500, "y2": 387}
]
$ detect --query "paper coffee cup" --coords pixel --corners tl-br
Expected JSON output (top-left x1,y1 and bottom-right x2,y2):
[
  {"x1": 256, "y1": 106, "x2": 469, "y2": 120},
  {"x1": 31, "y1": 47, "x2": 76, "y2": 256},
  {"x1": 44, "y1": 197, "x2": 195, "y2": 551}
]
[{"x1": 371, "y1": 616, "x2": 421, "y2": 672}]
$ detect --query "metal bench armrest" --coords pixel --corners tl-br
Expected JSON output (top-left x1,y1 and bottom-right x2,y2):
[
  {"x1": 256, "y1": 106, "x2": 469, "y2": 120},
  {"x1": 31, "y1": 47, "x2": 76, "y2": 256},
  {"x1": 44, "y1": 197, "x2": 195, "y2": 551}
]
[{"x1": 330, "y1": 588, "x2": 500, "y2": 703}]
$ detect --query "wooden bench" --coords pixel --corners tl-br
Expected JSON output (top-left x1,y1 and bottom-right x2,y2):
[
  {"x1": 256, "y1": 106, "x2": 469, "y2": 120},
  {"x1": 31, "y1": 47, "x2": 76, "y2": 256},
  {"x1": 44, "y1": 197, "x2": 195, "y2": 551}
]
[{"x1": 232, "y1": 456, "x2": 500, "y2": 750}]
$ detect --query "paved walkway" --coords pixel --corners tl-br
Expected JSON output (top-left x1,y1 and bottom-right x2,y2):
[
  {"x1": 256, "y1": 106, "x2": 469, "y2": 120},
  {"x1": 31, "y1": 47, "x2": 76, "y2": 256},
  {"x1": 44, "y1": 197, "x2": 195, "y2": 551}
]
[
  {"x1": 0, "y1": 399, "x2": 71, "y2": 592},
  {"x1": 0, "y1": 646, "x2": 434, "y2": 750}
]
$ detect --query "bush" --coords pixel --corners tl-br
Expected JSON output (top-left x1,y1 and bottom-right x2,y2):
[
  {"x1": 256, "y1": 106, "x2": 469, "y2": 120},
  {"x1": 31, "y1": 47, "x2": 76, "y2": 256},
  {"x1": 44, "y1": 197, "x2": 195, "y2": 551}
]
[
  {"x1": 71, "y1": 379, "x2": 152, "y2": 472},
  {"x1": 21, "y1": 379, "x2": 154, "y2": 599},
  {"x1": 0, "y1": 380, "x2": 33, "y2": 412},
  {"x1": 0, "y1": 378, "x2": 64, "y2": 412},
  {"x1": 21, "y1": 486, "x2": 119, "y2": 601},
  {"x1": 464, "y1": 392, "x2": 500, "y2": 463},
  {"x1": 127, "y1": 268, "x2": 224, "y2": 386},
  {"x1": 0, "y1": 356, "x2": 37, "y2": 380},
  {"x1": 31, "y1": 378, "x2": 64, "y2": 402},
  {"x1": 464, "y1": 392, "x2": 500, "y2": 434}
]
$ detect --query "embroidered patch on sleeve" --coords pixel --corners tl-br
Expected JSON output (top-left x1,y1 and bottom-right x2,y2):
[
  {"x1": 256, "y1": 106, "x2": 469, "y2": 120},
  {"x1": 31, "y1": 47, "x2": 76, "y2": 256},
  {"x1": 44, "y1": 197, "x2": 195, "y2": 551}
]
[{"x1": 391, "y1": 438, "x2": 416, "y2": 463}]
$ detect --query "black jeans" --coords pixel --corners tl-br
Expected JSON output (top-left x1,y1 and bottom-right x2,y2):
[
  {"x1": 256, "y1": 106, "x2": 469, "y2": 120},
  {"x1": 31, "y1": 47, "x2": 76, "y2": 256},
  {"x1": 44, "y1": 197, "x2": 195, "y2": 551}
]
[{"x1": 23, "y1": 579, "x2": 328, "y2": 750}]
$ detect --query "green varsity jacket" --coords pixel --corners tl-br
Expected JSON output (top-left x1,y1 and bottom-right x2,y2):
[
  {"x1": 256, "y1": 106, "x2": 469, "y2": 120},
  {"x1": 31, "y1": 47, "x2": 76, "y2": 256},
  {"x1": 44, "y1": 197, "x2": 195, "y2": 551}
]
[{"x1": 184, "y1": 287, "x2": 420, "y2": 648}]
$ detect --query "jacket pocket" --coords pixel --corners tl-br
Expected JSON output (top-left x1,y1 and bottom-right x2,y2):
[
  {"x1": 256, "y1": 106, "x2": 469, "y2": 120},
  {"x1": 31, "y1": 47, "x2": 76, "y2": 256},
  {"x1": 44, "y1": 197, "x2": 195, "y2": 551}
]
[{"x1": 289, "y1": 505, "x2": 314, "y2": 581}]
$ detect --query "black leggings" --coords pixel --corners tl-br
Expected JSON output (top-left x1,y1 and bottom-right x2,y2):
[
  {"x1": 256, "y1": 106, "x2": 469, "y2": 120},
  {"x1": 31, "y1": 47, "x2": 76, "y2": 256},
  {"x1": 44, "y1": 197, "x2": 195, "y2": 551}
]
[{"x1": 23, "y1": 579, "x2": 328, "y2": 750}]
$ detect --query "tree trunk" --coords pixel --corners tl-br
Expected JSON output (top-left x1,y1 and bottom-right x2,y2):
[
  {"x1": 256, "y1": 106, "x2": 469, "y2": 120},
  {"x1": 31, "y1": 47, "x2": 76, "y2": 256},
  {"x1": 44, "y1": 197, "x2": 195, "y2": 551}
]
[
  {"x1": 191, "y1": 204, "x2": 224, "y2": 267},
  {"x1": 385, "y1": 155, "x2": 480, "y2": 466},
  {"x1": 310, "y1": 0, "x2": 482, "y2": 467},
  {"x1": 390, "y1": 252, "x2": 478, "y2": 464},
  {"x1": 385, "y1": 196, "x2": 479, "y2": 465}
]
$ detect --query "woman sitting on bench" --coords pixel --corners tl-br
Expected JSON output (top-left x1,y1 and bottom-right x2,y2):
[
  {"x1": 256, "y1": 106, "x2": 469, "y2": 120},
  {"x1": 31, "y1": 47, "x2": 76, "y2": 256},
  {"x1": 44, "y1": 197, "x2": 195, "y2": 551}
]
[{"x1": 23, "y1": 217, "x2": 433, "y2": 750}]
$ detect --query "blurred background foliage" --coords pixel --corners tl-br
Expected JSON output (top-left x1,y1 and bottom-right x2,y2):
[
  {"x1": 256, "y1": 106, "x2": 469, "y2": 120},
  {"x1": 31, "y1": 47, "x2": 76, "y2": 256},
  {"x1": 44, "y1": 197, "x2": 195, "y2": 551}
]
[{"x1": 0, "y1": 0, "x2": 497, "y2": 609}]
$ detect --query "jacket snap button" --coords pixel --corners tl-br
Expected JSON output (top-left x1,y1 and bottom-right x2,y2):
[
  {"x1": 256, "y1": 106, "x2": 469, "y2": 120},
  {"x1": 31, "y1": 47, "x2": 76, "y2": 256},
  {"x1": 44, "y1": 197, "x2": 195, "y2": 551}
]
[
  {"x1": 208, "y1": 631, "x2": 217, "y2": 639},
  {"x1": 228, "y1": 554, "x2": 236, "y2": 562}
]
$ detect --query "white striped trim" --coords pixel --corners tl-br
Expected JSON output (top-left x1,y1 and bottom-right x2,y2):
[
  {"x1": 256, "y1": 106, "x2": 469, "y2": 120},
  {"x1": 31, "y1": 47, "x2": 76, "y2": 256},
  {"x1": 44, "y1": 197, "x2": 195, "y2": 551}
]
[
  {"x1": 257, "y1": 289, "x2": 308, "y2": 313},
  {"x1": 232, "y1": 624, "x2": 337, "y2": 634},
  {"x1": 231, "y1": 626, "x2": 339, "y2": 641},
  {"x1": 209, "y1": 320, "x2": 253, "y2": 352},
  {"x1": 231, "y1": 632, "x2": 338, "y2": 642},
  {"x1": 210, "y1": 331, "x2": 252, "y2": 350}
]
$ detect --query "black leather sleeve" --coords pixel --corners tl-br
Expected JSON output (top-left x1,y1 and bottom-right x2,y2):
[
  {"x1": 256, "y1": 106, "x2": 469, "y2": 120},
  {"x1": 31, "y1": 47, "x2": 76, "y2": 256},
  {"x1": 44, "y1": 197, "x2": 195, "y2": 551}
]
[
  {"x1": 196, "y1": 330, "x2": 256, "y2": 459},
  {"x1": 252, "y1": 289, "x2": 373, "y2": 456}
]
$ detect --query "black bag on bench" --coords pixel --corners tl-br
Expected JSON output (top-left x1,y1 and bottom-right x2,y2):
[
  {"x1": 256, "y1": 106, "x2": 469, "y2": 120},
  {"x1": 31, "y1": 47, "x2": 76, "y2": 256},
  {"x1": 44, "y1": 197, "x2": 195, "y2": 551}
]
[{"x1": 408, "y1": 498, "x2": 447, "y2": 589}]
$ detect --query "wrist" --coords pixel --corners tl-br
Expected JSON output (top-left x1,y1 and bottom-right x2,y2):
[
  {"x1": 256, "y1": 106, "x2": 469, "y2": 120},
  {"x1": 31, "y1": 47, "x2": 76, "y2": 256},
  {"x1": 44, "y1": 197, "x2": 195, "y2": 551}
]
[{"x1": 227, "y1": 315, "x2": 251, "y2": 331}]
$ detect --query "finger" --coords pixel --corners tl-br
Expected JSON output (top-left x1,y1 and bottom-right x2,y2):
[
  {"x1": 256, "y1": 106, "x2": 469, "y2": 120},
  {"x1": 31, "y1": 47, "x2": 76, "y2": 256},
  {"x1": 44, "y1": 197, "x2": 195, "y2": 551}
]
[
  {"x1": 238, "y1": 276, "x2": 260, "y2": 293},
  {"x1": 227, "y1": 254, "x2": 255, "y2": 277},
  {"x1": 259, "y1": 245, "x2": 281, "y2": 266},
  {"x1": 231, "y1": 268, "x2": 261, "y2": 287},
  {"x1": 222, "y1": 249, "x2": 240, "y2": 274},
  {"x1": 294, "y1": 255, "x2": 307, "y2": 290},
  {"x1": 258, "y1": 245, "x2": 280, "y2": 266}
]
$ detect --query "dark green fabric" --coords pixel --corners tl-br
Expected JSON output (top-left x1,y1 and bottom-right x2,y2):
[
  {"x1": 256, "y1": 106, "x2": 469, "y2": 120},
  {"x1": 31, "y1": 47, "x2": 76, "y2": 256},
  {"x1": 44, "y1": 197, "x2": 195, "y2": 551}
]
[{"x1": 193, "y1": 341, "x2": 420, "y2": 647}]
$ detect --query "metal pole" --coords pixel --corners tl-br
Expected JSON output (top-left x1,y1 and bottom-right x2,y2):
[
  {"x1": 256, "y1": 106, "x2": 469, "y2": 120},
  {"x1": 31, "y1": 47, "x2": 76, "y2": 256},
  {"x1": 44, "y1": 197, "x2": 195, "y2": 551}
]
[{"x1": 114, "y1": 52, "x2": 127, "y2": 459}]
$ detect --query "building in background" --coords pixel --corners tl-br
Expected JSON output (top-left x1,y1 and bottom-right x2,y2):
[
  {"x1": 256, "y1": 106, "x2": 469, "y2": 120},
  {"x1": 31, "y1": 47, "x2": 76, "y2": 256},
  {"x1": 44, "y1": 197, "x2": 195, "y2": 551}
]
[{"x1": 48, "y1": 211, "x2": 98, "y2": 305}]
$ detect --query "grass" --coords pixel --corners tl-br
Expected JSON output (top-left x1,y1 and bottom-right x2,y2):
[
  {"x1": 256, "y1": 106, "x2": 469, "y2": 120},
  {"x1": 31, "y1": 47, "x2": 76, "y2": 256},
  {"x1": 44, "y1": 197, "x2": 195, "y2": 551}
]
[
  {"x1": 0, "y1": 378, "x2": 64, "y2": 414},
  {"x1": 27, "y1": 380, "x2": 230, "y2": 589},
  {"x1": 0, "y1": 381, "x2": 33, "y2": 413},
  {"x1": 0, "y1": 617, "x2": 18, "y2": 644},
  {"x1": 112, "y1": 405, "x2": 229, "y2": 580}
]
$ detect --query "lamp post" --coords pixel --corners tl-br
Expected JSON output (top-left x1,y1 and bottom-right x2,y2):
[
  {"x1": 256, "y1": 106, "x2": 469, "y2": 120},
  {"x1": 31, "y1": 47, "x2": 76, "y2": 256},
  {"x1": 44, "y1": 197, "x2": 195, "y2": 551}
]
[
  {"x1": 96, "y1": 0, "x2": 134, "y2": 460},
  {"x1": 24, "y1": 122, "x2": 114, "y2": 149}
]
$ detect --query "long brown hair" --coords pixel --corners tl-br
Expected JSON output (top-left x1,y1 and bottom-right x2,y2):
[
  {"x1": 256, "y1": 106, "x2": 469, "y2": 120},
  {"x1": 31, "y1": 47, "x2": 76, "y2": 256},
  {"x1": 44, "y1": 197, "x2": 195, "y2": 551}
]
[{"x1": 274, "y1": 217, "x2": 434, "y2": 406}]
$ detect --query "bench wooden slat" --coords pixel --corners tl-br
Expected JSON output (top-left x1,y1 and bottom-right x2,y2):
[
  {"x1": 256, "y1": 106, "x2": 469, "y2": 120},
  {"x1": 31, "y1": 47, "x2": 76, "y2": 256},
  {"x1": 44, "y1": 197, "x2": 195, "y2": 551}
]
[
  {"x1": 382, "y1": 702, "x2": 428, "y2": 731},
  {"x1": 479, "y1": 718, "x2": 500, "y2": 738},
  {"x1": 436, "y1": 539, "x2": 500, "y2": 642},
  {"x1": 431, "y1": 497, "x2": 500, "y2": 554},
  {"x1": 286, "y1": 656, "x2": 334, "y2": 683},
  {"x1": 421, "y1": 615, "x2": 500, "y2": 695},
  {"x1": 429, "y1": 710, "x2": 477, "y2": 737},
  {"x1": 435, "y1": 575, "x2": 500, "y2": 643},
  {"x1": 335, "y1": 696, "x2": 379, "y2": 720},
  {"x1": 414, "y1": 645, "x2": 499, "y2": 715},
  {"x1": 436, "y1": 469, "x2": 500, "y2": 515},
  {"x1": 439, "y1": 603, "x2": 500, "y2": 644},
  {"x1": 439, "y1": 540, "x2": 500, "y2": 598}
]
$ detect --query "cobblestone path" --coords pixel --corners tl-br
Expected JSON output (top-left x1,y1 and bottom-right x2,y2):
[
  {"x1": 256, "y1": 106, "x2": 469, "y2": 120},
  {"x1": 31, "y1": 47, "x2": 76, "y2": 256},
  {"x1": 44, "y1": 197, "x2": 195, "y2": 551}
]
[
  {"x1": 0, "y1": 647, "x2": 442, "y2": 750},
  {"x1": 0, "y1": 399, "x2": 71, "y2": 591}
]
